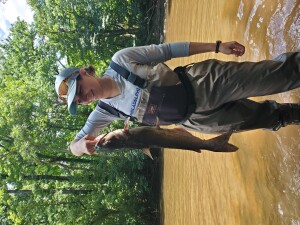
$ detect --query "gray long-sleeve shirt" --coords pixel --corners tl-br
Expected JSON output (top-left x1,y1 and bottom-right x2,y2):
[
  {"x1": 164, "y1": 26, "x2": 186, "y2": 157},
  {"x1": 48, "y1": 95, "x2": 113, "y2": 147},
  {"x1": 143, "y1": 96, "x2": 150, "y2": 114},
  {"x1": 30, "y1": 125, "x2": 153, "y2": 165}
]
[{"x1": 75, "y1": 42, "x2": 190, "y2": 140}]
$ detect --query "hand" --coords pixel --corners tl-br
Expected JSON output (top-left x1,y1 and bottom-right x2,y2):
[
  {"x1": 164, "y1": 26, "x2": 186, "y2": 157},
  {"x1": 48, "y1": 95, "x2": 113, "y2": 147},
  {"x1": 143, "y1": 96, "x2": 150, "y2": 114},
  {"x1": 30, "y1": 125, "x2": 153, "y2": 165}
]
[
  {"x1": 219, "y1": 41, "x2": 245, "y2": 57},
  {"x1": 71, "y1": 134, "x2": 98, "y2": 156},
  {"x1": 95, "y1": 133, "x2": 108, "y2": 146},
  {"x1": 83, "y1": 134, "x2": 98, "y2": 155}
]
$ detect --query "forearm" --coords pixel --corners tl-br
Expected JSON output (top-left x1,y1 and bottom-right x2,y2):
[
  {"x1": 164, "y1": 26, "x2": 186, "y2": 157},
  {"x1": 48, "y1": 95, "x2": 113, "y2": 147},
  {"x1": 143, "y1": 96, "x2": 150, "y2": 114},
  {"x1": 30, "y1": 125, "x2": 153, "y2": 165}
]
[
  {"x1": 112, "y1": 42, "x2": 190, "y2": 65},
  {"x1": 188, "y1": 42, "x2": 217, "y2": 55},
  {"x1": 188, "y1": 41, "x2": 245, "y2": 57}
]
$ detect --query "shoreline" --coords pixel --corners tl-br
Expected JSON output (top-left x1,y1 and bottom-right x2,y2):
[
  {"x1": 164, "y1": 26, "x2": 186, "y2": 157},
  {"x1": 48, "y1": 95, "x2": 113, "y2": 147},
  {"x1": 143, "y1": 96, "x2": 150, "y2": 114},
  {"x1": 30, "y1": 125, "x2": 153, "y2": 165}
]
[
  {"x1": 137, "y1": 0, "x2": 168, "y2": 224},
  {"x1": 137, "y1": 0, "x2": 167, "y2": 45}
]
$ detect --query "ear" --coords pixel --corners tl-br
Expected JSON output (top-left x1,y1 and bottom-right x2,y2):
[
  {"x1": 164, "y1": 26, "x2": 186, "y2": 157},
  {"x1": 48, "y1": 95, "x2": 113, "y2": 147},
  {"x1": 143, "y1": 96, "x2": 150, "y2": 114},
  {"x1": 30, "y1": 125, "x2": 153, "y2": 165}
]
[{"x1": 79, "y1": 68, "x2": 89, "y2": 76}]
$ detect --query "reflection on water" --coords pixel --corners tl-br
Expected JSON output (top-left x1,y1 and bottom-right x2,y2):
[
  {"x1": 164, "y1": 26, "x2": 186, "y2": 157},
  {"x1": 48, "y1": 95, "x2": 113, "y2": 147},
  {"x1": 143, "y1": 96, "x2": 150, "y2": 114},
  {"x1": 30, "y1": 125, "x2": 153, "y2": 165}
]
[
  {"x1": 237, "y1": 1, "x2": 245, "y2": 20},
  {"x1": 162, "y1": 0, "x2": 300, "y2": 224},
  {"x1": 242, "y1": 0, "x2": 263, "y2": 40},
  {"x1": 236, "y1": 0, "x2": 299, "y2": 58},
  {"x1": 266, "y1": 0, "x2": 298, "y2": 56}
]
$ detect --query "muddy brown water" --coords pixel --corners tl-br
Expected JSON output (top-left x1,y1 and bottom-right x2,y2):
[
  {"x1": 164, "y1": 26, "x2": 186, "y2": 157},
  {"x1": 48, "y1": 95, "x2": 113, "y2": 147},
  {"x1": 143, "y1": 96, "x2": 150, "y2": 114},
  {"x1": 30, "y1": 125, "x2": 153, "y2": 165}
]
[{"x1": 161, "y1": 0, "x2": 300, "y2": 224}]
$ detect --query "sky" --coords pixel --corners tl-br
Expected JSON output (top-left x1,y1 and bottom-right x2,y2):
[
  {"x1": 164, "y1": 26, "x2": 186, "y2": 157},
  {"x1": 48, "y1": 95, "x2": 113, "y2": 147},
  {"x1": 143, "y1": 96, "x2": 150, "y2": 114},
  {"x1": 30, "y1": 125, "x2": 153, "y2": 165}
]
[{"x1": 0, "y1": 0, "x2": 34, "y2": 40}]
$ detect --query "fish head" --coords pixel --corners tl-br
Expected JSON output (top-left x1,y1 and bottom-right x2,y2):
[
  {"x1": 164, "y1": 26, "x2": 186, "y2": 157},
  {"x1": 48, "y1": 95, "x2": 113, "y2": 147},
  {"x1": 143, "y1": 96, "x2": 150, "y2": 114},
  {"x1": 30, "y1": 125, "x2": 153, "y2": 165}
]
[{"x1": 95, "y1": 129, "x2": 129, "y2": 150}]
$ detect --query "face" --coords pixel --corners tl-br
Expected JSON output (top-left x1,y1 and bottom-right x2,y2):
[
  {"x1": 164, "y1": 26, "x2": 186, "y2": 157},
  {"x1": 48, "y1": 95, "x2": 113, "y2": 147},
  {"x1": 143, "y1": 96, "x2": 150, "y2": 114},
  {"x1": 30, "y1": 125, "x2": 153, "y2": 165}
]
[{"x1": 72, "y1": 69, "x2": 103, "y2": 105}]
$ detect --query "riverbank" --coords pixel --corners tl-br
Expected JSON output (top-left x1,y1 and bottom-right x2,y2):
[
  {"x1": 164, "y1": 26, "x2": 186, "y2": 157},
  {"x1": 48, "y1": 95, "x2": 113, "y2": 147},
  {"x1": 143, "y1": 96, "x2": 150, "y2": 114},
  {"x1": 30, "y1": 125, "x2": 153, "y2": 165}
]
[
  {"x1": 136, "y1": 0, "x2": 167, "y2": 224},
  {"x1": 143, "y1": 148, "x2": 164, "y2": 225},
  {"x1": 137, "y1": 0, "x2": 166, "y2": 45}
]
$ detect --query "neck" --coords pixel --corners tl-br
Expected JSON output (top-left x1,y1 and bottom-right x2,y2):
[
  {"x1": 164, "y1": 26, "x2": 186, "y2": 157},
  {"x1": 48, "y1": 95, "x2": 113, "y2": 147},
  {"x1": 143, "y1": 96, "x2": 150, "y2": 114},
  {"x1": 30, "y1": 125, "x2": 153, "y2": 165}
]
[{"x1": 100, "y1": 76, "x2": 120, "y2": 98}]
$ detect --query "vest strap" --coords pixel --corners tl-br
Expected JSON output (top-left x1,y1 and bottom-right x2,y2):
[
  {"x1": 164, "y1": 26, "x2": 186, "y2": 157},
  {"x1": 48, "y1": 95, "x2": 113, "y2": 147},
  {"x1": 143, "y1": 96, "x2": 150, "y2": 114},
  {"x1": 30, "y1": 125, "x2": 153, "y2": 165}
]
[{"x1": 109, "y1": 61, "x2": 147, "y2": 88}]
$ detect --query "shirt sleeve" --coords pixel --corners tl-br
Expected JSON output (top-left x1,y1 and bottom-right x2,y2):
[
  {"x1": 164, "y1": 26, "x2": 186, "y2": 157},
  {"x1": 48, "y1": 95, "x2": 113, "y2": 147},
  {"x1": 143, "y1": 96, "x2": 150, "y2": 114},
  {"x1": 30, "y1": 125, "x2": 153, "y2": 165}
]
[
  {"x1": 111, "y1": 42, "x2": 190, "y2": 65},
  {"x1": 74, "y1": 105, "x2": 119, "y2": 140}
]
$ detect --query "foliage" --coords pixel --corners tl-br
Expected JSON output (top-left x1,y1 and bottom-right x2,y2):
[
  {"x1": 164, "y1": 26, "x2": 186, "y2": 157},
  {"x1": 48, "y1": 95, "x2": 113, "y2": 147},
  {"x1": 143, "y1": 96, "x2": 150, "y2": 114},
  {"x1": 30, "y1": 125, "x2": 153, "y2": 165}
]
[{"x1": 0, "y1": 0, "x2": 163, "y2": 224}]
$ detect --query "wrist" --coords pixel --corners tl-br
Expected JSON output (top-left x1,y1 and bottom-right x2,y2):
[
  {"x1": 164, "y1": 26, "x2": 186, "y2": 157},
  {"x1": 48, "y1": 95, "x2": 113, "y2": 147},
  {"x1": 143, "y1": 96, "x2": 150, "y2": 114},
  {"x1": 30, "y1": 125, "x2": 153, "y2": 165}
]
[{"x1": 215, "y1": 40, "x2": 222, "y2": 53}]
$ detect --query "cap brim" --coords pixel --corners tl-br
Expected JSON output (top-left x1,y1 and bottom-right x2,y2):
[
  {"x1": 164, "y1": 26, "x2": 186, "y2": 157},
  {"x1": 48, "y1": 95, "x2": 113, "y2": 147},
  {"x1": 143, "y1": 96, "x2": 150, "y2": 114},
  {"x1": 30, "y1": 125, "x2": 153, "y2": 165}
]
[
  {"x1": 66, "y1": 74, "x2": 79, "y2": 115},
  {"x1": 55, "y1": 67, "x2": 78, "y2": 95}
]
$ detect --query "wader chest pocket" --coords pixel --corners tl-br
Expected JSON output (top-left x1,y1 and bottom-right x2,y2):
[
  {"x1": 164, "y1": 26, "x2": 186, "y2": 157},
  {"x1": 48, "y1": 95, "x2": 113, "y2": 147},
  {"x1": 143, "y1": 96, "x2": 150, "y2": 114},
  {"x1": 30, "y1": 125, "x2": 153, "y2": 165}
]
[{"x1": 142, "y1": 84, "x2": 188, "y2": 125}]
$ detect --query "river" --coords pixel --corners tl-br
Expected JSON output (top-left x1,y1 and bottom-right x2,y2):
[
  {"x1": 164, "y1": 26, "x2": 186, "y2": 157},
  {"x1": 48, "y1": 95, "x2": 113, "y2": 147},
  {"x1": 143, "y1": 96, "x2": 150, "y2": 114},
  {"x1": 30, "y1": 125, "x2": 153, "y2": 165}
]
[{"x1": 162, "y1": 0, "x2": 300, "y2": 224}]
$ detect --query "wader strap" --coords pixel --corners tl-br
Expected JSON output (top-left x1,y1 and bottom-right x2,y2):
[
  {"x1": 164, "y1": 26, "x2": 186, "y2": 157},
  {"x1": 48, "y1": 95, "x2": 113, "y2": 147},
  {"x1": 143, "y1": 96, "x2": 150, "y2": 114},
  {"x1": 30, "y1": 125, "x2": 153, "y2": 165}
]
[
  {"x1": 109, "y1": 61, "x2": 147, "y2": 88},
  {"x1": 102, "y1": 62, "x2": 195, "y2": 124},
  {"x1": 174, "y1": 66, "x2": 196, "y2": 123},
  {"x1": 98, "y1": 101, "x2": 136, "y2": 121},
  {"x1": 97, "y1": 60, "x2": 146, "y2": 121}
]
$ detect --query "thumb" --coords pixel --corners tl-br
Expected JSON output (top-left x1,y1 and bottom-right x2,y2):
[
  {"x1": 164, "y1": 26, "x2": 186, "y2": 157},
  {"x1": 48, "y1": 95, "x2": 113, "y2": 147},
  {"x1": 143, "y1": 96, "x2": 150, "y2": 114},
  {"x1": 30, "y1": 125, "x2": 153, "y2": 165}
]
[
  {"x1": 85, "y1": 134, "x2": 96, "y2": 140},
  {"x1": 84, "y1": 134, "x2": 98, "y2": 145}
]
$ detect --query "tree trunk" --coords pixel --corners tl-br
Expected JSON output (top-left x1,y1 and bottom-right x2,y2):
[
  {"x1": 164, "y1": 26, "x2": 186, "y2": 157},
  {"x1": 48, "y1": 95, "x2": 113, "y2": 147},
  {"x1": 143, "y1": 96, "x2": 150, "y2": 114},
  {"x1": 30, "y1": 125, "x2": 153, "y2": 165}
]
[
  {"x1": 7, "y1": 188, "x2": 92, "y2": 195},
  {"x1": 1, "y1": 173, "x2": 72, "y2": 181}
]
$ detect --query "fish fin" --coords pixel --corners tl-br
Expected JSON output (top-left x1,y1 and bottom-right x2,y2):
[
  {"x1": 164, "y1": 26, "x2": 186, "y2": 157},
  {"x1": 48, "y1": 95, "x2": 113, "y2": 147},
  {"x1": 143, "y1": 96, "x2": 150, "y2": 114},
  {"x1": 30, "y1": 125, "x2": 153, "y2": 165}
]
[
  {"x1": 142, "y1": 148, "x2": 154, "y2": 160},
  {"x1": 155, "y1": 117, "x2": 160, "y2": 128},
  {"x1": 208, "y1": 132, "x2": 239, "y2": 152},
  {"x1": 123, "y1": 117, "x2": 130, "y2": 131}
]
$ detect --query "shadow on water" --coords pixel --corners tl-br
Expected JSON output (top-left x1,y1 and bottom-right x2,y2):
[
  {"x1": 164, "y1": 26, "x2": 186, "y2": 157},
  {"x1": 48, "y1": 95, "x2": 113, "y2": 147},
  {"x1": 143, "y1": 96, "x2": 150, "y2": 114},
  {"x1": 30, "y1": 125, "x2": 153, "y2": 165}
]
[{"x1": 166, "y1": 0, "x2": 172, "y2": 15}]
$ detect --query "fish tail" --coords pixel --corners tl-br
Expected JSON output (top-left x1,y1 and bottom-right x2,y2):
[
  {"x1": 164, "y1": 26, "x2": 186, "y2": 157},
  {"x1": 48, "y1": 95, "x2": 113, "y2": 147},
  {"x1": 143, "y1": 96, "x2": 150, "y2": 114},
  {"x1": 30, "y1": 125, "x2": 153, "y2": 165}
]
[{"x1": 206, "y1": 132, "x2": 239, "y2": 152}]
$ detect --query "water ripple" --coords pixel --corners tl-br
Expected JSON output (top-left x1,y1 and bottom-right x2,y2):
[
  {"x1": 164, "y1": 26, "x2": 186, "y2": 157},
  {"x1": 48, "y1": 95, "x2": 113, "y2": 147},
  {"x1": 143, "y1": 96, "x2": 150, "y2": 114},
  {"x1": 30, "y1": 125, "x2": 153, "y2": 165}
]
[
  {"x1": 244, "y1": 0, "x2": 263, "y2": 41},
  {"x1": 237, "y1": 0, "x2": 244, "y2": 20},
  {"x1": 266, "y1": 0, "x2": 297, "y2": 56},
  {"x1": 288, "y1": 5, "x2": 300, "y2": 50}
]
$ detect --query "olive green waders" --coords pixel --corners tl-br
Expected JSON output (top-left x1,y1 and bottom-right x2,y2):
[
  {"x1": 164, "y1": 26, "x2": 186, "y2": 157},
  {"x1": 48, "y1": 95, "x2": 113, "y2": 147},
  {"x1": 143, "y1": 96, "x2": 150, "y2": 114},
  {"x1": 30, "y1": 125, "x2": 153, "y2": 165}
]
[{"x1": 182, "y1": 51, "x2": 300, "y2": 133}]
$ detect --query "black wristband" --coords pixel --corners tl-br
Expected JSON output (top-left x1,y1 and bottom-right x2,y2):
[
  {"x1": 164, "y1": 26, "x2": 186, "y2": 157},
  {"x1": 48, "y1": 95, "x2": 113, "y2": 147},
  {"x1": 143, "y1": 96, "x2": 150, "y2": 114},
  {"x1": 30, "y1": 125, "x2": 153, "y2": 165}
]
[{"x1": 215, "y1": 40, "x2": 222, "y2": 53}]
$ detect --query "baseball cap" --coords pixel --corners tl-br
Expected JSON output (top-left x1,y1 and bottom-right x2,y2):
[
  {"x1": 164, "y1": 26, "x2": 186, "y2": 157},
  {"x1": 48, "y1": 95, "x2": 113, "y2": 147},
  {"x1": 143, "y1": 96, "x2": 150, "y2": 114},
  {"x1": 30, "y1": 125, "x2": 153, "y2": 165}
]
[{"x1": 55, "y1": 67, "x2": 80, "y2": 115}]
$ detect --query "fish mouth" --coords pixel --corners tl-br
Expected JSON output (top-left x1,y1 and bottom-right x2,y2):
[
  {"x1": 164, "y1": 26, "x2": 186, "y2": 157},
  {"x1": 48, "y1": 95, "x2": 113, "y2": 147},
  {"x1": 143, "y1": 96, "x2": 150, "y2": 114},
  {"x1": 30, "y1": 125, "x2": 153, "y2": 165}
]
[{"x1": 95, "y1": 133, "x2": 109, "y2": 150}]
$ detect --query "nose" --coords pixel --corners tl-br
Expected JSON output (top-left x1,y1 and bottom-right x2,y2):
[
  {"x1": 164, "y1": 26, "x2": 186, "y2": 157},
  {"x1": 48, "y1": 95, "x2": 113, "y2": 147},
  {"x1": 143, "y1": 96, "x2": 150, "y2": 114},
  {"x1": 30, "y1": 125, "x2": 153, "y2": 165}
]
[{"x1": 73, "y1": 94, "x2": 90, "y2": 105}]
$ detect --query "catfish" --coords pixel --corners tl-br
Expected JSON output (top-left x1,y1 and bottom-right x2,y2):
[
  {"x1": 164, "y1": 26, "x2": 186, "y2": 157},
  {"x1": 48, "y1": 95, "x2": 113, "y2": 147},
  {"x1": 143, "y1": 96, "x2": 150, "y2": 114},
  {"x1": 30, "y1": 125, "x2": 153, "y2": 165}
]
[{"x1": 96, "y1": 118, "x2": 238, "y2": 159}]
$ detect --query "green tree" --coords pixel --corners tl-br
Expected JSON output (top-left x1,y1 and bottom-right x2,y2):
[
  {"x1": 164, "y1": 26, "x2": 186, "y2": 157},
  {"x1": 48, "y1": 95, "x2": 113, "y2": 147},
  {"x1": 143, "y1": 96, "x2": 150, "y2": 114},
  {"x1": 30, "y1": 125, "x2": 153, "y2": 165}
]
[
  {"x1": 0, "y1": 0, "x2": 162, "y2": 223},
  {"x1": 27, "y1": 0, "x2": 140, "y2": 68}
]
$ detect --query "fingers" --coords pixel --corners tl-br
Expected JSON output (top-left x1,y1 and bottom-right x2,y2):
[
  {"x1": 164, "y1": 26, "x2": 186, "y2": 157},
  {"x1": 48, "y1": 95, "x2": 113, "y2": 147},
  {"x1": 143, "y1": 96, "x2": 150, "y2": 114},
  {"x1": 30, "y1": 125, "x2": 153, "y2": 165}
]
[
  {"x1": 84, "y1": 135, "x2": 98, "y2": 146},
  {"x1": 95, "y1": 134, "x2": 107, "y2": 146},
  {"x1": 221, "y1": 41, "x2": 245, "y2": 57},
  {"x1": 86, "y1": 140, "x2": 97, "y2": 155},
  {"x1": 83, "y1": 134, "x2": 98, "y2": 155},
  {"x1": 95, "y1": 134, "x2": 106, "y2": 142},
  {"x1": 85, "y1": 134, "x2": 96, "y2": 140},
  {"x1": 86, "y1": 148, "x2": 96, "y2": 155},
  {"x1": 232, "y1": 44, "x2": 245, "y2": 56},
  {"x1": 231, "y1": 42, "x2": 245, "y2": 56}
]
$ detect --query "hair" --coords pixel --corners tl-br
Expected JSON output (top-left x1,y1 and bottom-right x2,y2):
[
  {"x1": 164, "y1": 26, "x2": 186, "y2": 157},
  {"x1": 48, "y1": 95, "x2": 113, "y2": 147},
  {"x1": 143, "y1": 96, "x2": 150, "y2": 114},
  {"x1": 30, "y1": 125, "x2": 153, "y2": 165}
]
[{"x1": 84, "y1": 65, "x2": 96, "y2": 76}]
